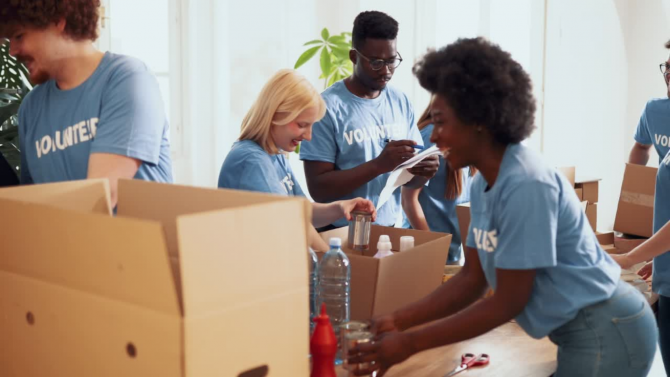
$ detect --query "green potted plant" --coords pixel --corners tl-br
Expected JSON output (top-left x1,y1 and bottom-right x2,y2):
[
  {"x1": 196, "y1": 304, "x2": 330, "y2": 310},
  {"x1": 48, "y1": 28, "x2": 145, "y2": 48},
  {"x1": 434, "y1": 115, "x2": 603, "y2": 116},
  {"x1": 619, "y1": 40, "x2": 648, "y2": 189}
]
[
  {"x1": 292, "y1": 28, "x2": 352, "y2": 154},
  {"x1": 0, "y1": 41, "x2": 32, "y2": 178},
  {"x1": 294, "y1": 28, "x2": 353, "y2": 89}
]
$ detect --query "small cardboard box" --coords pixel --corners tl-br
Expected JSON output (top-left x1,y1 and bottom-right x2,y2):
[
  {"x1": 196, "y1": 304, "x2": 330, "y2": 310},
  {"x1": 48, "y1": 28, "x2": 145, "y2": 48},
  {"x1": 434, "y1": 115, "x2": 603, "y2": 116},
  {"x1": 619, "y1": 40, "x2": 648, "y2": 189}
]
[
  {"x1": 574, "y1": 187, "x2": 584, "y2": 201},
  {"x1": 575, "y1": 178, "x2": 600, "y2": 204},
  {"x1": 614, "y1": 234, "x2": 648, "y2": 253},
  {"x1": 0, "y1": 179, "x2": 312, "y2": 377},
  {"x1": 318, "y1": 226, "x2": 450, "y2": 321},
  {"x1": 585, "y1": 202, "x2": 598, "y2": 231},
  {"x1": 614, "y1": 163, "x2": 658, "y2": 238}
]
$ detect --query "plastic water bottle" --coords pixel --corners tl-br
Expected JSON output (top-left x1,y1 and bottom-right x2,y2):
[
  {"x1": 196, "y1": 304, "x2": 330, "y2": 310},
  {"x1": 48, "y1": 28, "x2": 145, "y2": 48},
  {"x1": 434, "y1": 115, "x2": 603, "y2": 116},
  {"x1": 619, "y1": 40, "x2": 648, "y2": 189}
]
[
  {"x1": 317, "y1": 237, "x2": 350, "y2": 365},
  {"x1": 308, "y1": 247, "x2": 318, "y2": 334}
]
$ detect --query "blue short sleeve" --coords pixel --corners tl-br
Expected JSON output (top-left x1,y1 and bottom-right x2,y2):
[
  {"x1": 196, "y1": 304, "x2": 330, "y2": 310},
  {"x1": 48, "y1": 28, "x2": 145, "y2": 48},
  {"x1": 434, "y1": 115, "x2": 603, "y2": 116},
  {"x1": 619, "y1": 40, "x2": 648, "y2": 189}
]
[
  {"x1": 494, "y1": 182, "x2": 559, "y2": 270},
  {"x1": 634, "y1": 102, "x2": 652, "y2": 145},
  {"x1": 237, "y1": 155, "x2": 287, "y2": 195},
  {"x1": 300, "y1": 110, "x2": 338, "y2": 163},
  {"x1": 90, "y1": 67, "x2": 166, "y2": 165}
]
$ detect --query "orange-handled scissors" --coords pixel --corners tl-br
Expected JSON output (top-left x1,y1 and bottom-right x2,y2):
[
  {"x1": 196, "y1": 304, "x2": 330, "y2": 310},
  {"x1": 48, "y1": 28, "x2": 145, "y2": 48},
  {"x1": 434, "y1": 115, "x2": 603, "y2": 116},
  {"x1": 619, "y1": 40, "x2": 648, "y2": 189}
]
[{"x1": 444, "y1": 353, "x2": 490, "y2": 376}]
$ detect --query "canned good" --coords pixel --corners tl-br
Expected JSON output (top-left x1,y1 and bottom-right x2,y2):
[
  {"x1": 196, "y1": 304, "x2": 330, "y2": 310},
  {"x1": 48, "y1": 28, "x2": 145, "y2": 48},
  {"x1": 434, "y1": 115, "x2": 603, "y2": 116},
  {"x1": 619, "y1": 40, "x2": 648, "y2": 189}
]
[
  {"x1": 348, "y1": 211, "x2": 372, "y2": 251},
  {"x1": 343, "y1": 330, "x2": 374, "y2": 372}
]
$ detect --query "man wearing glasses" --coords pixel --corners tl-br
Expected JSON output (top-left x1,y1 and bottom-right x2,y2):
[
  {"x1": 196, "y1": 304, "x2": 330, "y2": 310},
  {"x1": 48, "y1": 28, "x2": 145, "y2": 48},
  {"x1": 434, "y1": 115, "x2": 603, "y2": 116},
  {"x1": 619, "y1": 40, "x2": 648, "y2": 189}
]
[
  {"x1": 300, "y1": 11, "x2": 438, "y2": 230},
  {"x1": 629, "y1": 40, "x2": 670, "y2": 165}
]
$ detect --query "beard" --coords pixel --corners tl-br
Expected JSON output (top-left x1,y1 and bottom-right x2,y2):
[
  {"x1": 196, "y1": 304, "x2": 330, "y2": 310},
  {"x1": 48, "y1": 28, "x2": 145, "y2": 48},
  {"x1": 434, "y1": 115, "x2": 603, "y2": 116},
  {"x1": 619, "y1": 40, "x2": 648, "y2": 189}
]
[{"x1": 28, "y1": 69, "x2": 50, "y2": 85}]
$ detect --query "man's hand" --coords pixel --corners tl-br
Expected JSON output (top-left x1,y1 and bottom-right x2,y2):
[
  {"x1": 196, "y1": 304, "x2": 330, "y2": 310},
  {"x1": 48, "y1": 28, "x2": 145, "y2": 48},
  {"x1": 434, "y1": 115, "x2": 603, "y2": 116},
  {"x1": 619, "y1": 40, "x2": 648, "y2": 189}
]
[
  {"x1": 374, "y1": 140, "x2": 417, "y2": 174},
  {"x1": 408, "y1": 155, "x2": 439, "y2": 179}
]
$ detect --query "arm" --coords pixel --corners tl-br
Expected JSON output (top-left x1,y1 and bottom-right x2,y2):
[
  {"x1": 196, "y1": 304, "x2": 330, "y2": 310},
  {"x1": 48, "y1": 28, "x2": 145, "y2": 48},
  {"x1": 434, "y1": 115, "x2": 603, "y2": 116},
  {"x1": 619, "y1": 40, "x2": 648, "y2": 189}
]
[
  {"x1": 304, "y1": 160, "x2": 386, "y2": 202},
  {"x1": 407, "y1": 268, "x2": 535, "y2": 352},
  {"x1": 308, "y1": 225, "x2": 329, "y2": 252},
  {"x1": 304, "y1": 140, "x2": 417, "y2": 202},
  {"x1": 612, "y1": 220, "x2": 670, "y2": 269},
  {"x1": 87, "y1": 153, "x2": 141, "y2": 208},
  {"x1": 391, "y1": 246, "x2": 489, "y2": 331},
  {"x1": 351, "y1": 265, "x2": 535, "y2": 375},
  {"x1": 628, "y1": 142, "x2": 652, "y2": 165},
  {"x1": 401, "y1": 186, "x2": 429, "y2": 231},
  {"x1": 311, "y1": 198, "x2": 377, "y2": 228}
]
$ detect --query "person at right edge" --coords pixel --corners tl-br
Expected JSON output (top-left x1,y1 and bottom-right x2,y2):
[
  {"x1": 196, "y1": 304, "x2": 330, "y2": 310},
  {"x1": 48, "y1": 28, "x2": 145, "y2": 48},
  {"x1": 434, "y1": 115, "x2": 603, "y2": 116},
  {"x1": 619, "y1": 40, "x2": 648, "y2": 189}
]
[
  {"x1": 612, "y1": 149, "x2": 670, "y2": 375},
  {"x1": 348, "y1": 38, "x2": 657, "y2": 377},
  {"x1": 627, "y1": 40, "x2": 670, "y2": 286}
]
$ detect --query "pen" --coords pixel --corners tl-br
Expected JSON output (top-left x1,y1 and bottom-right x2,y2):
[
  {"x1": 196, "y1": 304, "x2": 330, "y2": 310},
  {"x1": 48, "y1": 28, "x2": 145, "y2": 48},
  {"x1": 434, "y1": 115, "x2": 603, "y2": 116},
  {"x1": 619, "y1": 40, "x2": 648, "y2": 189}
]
[{"x1": 384, "y1": 139, "x2": 425, "y2": 150}]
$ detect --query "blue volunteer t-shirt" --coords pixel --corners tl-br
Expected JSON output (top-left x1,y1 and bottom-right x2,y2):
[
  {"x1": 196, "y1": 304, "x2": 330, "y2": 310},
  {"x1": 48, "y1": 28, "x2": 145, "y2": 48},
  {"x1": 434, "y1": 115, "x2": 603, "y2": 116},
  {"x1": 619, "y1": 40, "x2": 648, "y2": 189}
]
[
  {"x1": 19, "y1": 52, "x2": 173, "y2": 184},
  {"x1": 466, "y1": 143, "x2": 620, "y2": 339},
  {"x1": 652, "y1": 151, "x2": 670, "y2": 296},
  {"x1": 299, "y1": 80, "x2": 422, "y2": 227},
  {"x1": 218, "y1": 140, "x2": 305, "y2": 197},
  {"x1": 634, "y1": 99, "x2": 670, "y2": 163},
  {"x1": 402, "y1": 124, "x2": 472, "y2": 262}
]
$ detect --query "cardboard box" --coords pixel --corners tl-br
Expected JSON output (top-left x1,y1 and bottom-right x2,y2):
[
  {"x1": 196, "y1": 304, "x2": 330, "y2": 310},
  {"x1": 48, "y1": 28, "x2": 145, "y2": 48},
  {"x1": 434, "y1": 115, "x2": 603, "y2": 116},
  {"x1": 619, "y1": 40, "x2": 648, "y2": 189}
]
[
  {"x1": 456, "y1": 202, "x2": 471, "y2": 250},
  {"x1": 574, "y1": 187, "x2": 584, "y2": 201},
  {"x1": 614, "y1": 234, "x2": 648, "y2": 253},
  {"x1": 0, "y1": 179, "x2": 312, "y2": 377},
  {"x1": 557, "y1": 166, "x2": 576, "y2": 187},
  {"x1": 614, "y1": 163, "x2": 658, "y2": 238},
  {"x1": 318, "y1": 226, "x2": 450, "y2": 321},
  {"x1": 575, "y1": 179, "x2": 600, "y2": 204},
  {"x1": 585, "y1": 202, "x2": 597, "y2": 231}
]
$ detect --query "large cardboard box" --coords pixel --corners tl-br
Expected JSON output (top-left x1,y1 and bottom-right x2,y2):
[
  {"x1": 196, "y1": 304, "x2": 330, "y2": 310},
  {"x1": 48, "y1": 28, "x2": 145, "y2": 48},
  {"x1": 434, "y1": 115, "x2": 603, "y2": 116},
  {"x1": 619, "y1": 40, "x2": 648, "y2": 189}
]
[
  {"x1": 614, "y1": 163, "x2": 658, "y2": 238},
  {"x1": 0, "y1": 179, "x2": 312, "y2": 377},
  {"x1": 318, "y1": 226, "x2": 450, "y2": 321}
]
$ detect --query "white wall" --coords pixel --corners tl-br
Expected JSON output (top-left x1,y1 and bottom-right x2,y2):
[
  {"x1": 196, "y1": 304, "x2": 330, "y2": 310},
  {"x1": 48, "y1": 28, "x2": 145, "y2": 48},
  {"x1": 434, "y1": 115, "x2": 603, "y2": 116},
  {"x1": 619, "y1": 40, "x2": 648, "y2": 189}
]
[
  {"x1": 624, "y1": 0, "x2": 670, "y2": 169},
  {"x1": 170, "y1": 0, "x2": 669, "y2": 231}
]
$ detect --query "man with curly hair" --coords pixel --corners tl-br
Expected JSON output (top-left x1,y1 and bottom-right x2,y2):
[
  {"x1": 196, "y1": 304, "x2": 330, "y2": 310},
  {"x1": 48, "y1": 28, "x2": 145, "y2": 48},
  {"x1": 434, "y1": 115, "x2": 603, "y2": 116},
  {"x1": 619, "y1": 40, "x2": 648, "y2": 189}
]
[
  {"x1": 299, "y1": 11, "x2": 438, "y2": 230},
  {"x1": 348, "y1": 38, "x2": 657, "y2": 377},
  {"x1": 629, "y1": 40, "x2": 670, "y2": 166},
  {"x1": 1, "y1": 0, "x2": 173, "y2": 207}
]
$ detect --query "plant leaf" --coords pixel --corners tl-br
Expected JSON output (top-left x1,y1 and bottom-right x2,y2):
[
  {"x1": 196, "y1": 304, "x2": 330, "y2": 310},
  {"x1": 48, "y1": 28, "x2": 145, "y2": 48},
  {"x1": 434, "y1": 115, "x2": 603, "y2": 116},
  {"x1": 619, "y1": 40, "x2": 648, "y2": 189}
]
[
  {"x1": 320, "y1": 47, "x2": 331, "y2": 79},
  {"x1": 321, "y1": 28, "x2": 330, "y2": 41},
  {"x1": 329, "y1": 35, "x2": 346, "y2": 44},
  {"x1": 294, "y1": 45, "x2": 322, "y2": 69},
  {"x1": 303, "y1": 39, "x2": 323, "y2": 46}
]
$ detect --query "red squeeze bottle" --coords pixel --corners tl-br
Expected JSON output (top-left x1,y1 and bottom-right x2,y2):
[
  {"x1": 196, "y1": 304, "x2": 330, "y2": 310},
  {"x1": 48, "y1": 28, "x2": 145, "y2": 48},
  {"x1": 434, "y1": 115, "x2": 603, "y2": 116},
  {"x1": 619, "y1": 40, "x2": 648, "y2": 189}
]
[{"x1": 310, "y1": 303, "x2": 337, "y2": 377}]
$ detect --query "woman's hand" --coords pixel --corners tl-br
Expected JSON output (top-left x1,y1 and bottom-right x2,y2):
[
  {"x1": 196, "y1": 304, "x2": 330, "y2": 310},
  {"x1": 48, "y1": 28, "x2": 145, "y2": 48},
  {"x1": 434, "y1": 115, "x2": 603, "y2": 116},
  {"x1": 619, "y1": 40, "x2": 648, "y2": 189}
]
[
  {"x1": 637, "y1": 261, "x2": 653, "y2": 280},
  {"x1": 370, "y1": 314, "x2": 400, "y2": 336},
  {"x1": 340, "y1": 198, "x2": 377, "y2": 222},
  {"x1": 348, "y1": 331, "x2": 415, "y2": 377}
]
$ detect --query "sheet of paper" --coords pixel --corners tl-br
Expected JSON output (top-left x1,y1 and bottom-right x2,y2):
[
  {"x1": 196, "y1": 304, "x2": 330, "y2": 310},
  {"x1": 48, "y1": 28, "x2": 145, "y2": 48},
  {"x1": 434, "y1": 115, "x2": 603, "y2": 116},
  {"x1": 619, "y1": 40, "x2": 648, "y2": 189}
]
[{"x1": 376, "y1": 145, "x2": 442, "y2": 210}]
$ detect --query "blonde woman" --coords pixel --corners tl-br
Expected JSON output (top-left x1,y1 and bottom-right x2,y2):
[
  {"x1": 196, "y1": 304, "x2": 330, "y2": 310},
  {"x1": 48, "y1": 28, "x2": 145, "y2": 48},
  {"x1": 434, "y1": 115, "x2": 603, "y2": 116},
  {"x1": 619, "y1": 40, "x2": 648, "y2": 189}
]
[{"x1": 218, "y1": 69, "x2": 376, "y2": 249}]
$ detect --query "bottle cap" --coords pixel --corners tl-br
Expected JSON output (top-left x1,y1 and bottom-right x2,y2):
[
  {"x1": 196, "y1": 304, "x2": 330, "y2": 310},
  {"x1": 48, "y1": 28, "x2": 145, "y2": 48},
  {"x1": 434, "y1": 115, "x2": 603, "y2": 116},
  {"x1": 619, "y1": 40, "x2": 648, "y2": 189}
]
[{"x1": 329, "y1": 237, "x2": 342, "y2": 247}]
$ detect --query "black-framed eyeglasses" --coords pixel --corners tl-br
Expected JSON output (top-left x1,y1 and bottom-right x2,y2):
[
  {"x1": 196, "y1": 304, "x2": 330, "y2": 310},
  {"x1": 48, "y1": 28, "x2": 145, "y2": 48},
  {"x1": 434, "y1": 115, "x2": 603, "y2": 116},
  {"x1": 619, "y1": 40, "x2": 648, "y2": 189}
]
[
  {"x1": 660, "y1": 62, "x2": 670, "y2": 75},
  {"x1": 354, "y1": 49, "x2": 403, "y2": 71}
]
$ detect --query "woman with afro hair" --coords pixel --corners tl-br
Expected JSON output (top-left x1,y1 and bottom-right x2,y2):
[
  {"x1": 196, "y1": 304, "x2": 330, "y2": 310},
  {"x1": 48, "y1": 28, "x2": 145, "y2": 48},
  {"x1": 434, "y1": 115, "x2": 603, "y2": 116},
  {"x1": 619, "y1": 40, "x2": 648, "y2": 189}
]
[{"x1": 349, "y1": 37, "x2": 657, "y2": 377}]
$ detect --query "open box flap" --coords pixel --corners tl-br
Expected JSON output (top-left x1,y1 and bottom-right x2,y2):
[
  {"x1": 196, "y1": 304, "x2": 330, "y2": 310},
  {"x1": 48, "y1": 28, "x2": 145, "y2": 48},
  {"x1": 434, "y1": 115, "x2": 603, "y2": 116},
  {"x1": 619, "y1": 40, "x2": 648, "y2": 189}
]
[
  {"x1": 0, "y1": 198, "x2": 180, "y2": 315},
  {"x1": 0, "y1": 179, "x2": 111, "y2": 215},
  {"x1": 175, "y1": 199, "x2": 310, "y2": 317},
  {"x1": 117, "y1": 179, "x2": 312, "y2": 259},
  {"x1": 374, "y1": 234, "x2": 451, "y2": 316}
]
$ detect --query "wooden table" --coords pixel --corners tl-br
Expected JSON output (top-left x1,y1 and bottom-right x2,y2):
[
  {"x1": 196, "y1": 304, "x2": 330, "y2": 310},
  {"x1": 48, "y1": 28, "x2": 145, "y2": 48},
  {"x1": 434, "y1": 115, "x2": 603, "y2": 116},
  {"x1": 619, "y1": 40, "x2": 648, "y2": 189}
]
[{"x1": 337, "y1": 321, "x2": 557, "y2": 377}]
